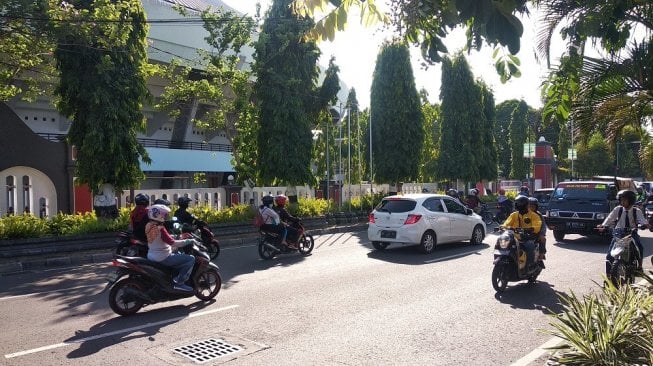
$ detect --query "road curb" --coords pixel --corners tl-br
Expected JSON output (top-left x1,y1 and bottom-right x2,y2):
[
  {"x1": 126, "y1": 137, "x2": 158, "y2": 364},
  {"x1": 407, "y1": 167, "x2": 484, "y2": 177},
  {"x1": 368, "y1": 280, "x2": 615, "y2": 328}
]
[{"x1": 0, "y1": 223, "x2": 368, "y2": 275}]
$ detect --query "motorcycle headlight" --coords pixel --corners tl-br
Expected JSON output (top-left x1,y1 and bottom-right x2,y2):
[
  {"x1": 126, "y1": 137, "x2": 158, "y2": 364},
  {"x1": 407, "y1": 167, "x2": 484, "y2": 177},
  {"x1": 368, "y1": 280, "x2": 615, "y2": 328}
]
[
  {"x1": 549, "y1": 211, "x2": 559, "y2": 217},
  {"x1": 595, "y1": 213, "x2": 606, "y2": 220},
  {"x1": 498, "y1": 235, "x2": 511, "y2": 249}
]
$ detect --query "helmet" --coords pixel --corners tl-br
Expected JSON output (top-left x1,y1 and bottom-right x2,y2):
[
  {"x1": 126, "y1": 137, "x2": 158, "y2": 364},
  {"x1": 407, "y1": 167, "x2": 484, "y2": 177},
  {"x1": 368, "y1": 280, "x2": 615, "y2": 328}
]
[
  {"x1": 447, "y1": 189, "x2": 458, "y2": 197},
  {"x1": 134, "y1": 193, "x2": 149, "y2": 206},
  {"x1": 498, "y1": 189, "x2": 505, "y2": 195},
  {"x1": 261, "y1": 195, "x2": 274, "y2": 206},
  {"x1": 148, "y1": 204, "x2": 171, "y2": 223},
  {"x1": 617, "y1": 190, "x2": 636, "y2": 205},
  {"x1": 178, "y1": 197, "x2": 192, "y2": 208},
  {"x1": 154, "y1": 198, "x2": 170, "y2": 206},
  {"x1": 470, "y1": 188, "x2": 479, "y2": 196},
  {"x1": 275, "y1": 194, "x2": 288, "y2": 207},
  {"x1": 514, "y1": 195, "x2": 529, "y2": 213},
  {"x1": 528, "y1": 196, "x2": 539, "y2": 210}
]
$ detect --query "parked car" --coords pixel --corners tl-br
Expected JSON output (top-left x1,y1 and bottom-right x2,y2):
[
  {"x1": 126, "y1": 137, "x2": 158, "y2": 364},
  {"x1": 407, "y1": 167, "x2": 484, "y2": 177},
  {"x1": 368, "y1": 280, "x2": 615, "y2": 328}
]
[
  {"x1": 533, "y1": 188, "x2": 554, "y2": 213},
  {"x1": 367, "y1": 193, "x2": 487, "y2": 254}
]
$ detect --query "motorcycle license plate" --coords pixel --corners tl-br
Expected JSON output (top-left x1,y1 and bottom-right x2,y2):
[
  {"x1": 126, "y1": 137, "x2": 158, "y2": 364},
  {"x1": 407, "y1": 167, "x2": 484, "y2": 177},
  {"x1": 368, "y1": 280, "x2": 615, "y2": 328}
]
[
  {"x1": 105, "y1": 270, "x2": 121, "y2": 283},
  {"x1": 380, "y1": 230, "x2": 396, "y2": 239}
]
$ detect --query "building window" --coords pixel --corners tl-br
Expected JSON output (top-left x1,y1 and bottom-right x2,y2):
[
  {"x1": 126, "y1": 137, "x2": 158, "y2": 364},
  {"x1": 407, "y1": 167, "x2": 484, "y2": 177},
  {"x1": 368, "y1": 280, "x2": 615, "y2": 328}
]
[
  {"x1": 39, "y1": 197, "x2": 48, "y2": 218},
  {"x1": 6, "y1": 176, "x2": 15, "y2": 215},
  {"x1": 23, "y1": 175, "x2": 31, "y2": 214}
]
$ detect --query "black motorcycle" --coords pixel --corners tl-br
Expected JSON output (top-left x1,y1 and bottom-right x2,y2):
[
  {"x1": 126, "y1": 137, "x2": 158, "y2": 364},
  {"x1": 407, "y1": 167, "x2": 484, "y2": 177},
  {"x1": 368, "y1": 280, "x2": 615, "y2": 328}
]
[
  {"x1": 491, "y1": 227, "x2": 544, "y2": 292},
  {"x1": 175, "y1": 220, "x2": 220, "y2": 260},
  {"x1": 608, "y1": 227, "x2": 643, "y2": 287},
  {"x1": 478, "y1": 203, "x2": 494, "y2": 225},
  {"x1": 103, "y1": 241, "x2": 222, "y2": 316},
  {"x1": 494, "y1": 200, "x2": 513, "y2": 224},
  {"x1": 258, "y1": 220, "x2": 314, "y2": 260},
  {"x1": 114, "y1": 230, "x2": 148, "y2": 257}
]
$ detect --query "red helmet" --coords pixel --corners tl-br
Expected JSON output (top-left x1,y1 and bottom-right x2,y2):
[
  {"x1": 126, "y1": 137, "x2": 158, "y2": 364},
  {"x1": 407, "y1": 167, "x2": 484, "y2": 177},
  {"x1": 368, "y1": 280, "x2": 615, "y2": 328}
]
[{"x1": 275, "y1": 195, "x2": 288, "y2": 207}]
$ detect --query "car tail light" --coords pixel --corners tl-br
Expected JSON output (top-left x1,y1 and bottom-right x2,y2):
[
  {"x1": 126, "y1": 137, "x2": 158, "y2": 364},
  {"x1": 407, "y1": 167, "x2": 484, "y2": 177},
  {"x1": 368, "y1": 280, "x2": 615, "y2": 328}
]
[
  {"x1": 368, "y1": 213, "x2": 375, "y2": 224},
  {"x1": 404, "y1": 214, "x2": 422, "y2": 225}
]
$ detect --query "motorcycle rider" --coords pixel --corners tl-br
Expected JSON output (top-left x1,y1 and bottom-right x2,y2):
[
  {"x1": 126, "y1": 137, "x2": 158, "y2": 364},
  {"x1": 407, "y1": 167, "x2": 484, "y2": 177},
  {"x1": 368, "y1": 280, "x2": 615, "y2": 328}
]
[
  {"x1": 597, "y1": 189, "x2": 649, "y2": 273},
  {"x1": 502, "y1": 195, "x2": 542, "y2": 270},
  {"x1": 519, "y1": 185, "x2": 530, "y2": 197},
  {"x1": 175, "y1": 197, "x2": 205, "y2": 228},
  {"x1": 528, "y1": 196, "x2": 547, "y2": 261},
  {"x1": 446, "y1": 189, "x2": 464, "y2": 205},
  {"x1": 129, "y1": 193, "x2": 149, "y2": 242},
  {"x1": 465, "y1": 188, "x2": 482, "y2": 213},
  {"x1": 273, "y1": 195, "x2": 299, "y2": 244},
  {"x1": 259, "y1": 195, "x2": 290, "y2": 248},
  {"x1": 145, "y1": 204, "x2": 195, "y2": 292}
]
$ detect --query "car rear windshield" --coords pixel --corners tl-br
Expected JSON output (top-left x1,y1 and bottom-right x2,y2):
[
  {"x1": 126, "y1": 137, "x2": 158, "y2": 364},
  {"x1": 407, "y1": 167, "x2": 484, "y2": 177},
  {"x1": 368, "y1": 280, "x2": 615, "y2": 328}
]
[
  {"x1": 376, "y1": 199, "x2": 417, "y2": 213},
  {"x1": 552, "y1": 183, "x2": 609, "y2": 200}
]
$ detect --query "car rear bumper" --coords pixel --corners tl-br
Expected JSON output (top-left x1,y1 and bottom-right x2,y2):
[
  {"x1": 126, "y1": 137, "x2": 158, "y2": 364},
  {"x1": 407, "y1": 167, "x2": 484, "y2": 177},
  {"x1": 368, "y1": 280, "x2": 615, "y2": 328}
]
[
  {"x1": 545, "y1": 218, "x2": 605, "y2": 235},
  {"x1": 367, "y1": 226, "x2": 422, "y2": 244}
]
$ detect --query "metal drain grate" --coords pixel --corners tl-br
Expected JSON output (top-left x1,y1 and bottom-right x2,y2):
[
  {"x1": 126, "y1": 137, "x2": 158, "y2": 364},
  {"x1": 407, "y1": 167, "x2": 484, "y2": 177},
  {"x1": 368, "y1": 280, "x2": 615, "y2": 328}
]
[{"x1": 173, "y1": 338, "x2": 243, "y2": 364}]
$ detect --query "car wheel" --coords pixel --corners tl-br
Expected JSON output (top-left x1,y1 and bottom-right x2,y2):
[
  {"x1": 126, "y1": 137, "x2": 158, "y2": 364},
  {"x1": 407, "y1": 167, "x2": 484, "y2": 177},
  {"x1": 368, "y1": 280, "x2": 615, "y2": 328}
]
[
  {"x1": 372, "y1": 241, "x2": 389, "y2": 250},
  {"x1": 470, "y1": 225, "x2": 484, "y2": 245},
  {"x1": 553, "y1": 230, "x2": 565, "y2": 242},
  {"x1": 418, "y1": 231, "x2": 436, "y2": 254}
]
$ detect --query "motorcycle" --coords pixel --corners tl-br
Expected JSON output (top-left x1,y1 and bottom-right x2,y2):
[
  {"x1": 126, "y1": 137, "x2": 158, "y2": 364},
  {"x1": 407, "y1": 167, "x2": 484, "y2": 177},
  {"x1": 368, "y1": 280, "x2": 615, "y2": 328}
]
[
  {"x1": 608, "y1": 227, "x2": 643, "y2": 287},
  {"x1": 175, "y1": 219, "x2": 220, "y2": 260},
  {"x1": 494, "y1": 200, "x2": 513, "y2": 224},
  {"x1": 478, "y1": 203, "x2": 494, "y2": 225},
  {"x1": 491, "y1": 227, "x2": 544, "y2": 292},
  {"x1": 258, "y1": 220, "x2": 315, "y2": 260},
  {"x1": 114, "y1": 230, "x2": 148, "y2": 257},
  {"x1": 644, "y1": 201, "x2": 653, "y2": 224},
  {"x1": 103, "y1": 240, "x2": 222, "y2": 316}
]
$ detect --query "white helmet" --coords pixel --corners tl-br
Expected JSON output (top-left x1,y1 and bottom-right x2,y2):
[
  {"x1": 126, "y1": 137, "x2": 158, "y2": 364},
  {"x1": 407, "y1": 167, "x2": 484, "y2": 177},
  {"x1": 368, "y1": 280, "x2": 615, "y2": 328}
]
[
  {"x1": 148, "y1": 204, "x2": 171, "y2": 223},
  {"x1": 470, "y1": 188, "x2": 479, "y2": 196}
]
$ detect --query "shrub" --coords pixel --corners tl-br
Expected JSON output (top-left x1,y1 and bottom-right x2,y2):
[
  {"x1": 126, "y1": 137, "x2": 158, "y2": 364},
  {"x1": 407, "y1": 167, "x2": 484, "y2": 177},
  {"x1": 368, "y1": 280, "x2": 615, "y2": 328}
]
[
  {"x1": 0, "y1": 214, "x2": 50, "y2": 239},
  {"x1": 546, "y1": 275, "x2": 653, "y2": 365}
]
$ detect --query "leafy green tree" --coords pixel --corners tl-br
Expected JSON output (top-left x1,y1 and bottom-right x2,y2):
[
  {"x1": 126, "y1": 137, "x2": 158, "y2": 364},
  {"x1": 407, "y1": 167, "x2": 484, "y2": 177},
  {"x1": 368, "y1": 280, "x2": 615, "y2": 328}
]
[
  {"x1": 478, "y1": 81, "x2": 497, "y2": 181},
  {"x1": 576, "y1": 132, "x2": 612, "y2": 177},
  {"x1": 48, "y1": 0, "x2": 151, "y2": 199},
  {"x1": 0, "y1": 0, "x2": 58, "y2": 101},
  {"x1": 437, "y1": 53, "x2": 484, "y2": 183},
  {"x1": 154, "y1": 7, "x2": 257, "y2": 184},
  {"x1": 418, "y1": 89, "x2": 441, "y2": 182},
  {"x1": 509, "y1": 100, "x2": 529, "y2": 180},
  {"x1": 344, "y1": 88, "x2": 367, "y2": 184},
  {"x1": 369, "y1": 41, "x2": 424, "y2": 185},
  {"x1": 253, "y1": 0, "x2": 339, "y2": 186},
  {"x1": 495, "y1": 100, "x2": 520, "y2": 178}
]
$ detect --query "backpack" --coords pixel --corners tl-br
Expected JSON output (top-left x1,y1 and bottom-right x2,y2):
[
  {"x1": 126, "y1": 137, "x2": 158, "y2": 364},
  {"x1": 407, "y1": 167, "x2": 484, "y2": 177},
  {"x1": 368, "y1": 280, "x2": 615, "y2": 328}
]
[{"x1": 253, "y1": 208, "x2": 265, "y2": 228}]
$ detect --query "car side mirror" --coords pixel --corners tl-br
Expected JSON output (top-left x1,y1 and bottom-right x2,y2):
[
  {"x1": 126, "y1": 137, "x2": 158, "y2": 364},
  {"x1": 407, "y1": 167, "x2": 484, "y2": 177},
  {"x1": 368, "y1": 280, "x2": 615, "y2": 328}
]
[{"x1": 466, "y1": 208, "x2": 473, "y2": 215}]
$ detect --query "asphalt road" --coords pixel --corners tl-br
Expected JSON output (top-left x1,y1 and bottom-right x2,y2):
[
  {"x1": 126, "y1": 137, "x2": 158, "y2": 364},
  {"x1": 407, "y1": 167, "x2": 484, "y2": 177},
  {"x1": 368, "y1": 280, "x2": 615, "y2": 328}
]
[{"x1": 0, "y1": 227, "x2": 651, "y2": 366}]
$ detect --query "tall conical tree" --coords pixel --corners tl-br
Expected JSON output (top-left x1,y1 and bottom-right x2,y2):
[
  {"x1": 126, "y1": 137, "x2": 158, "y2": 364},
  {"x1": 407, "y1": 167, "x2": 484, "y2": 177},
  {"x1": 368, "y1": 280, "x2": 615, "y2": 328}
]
[
  {"x1": 437, "y1": 53, "x2": 484, "y2": 182},
  {"x1": 49, "y1": 0, "x2": 150, "y2": 201},
  {"x1": 369, "y1": 41, "x2": 424, "y2": 185},
  {"x1": 253, "y1": 0, "x2": 338, "y2": 186},
  {"x1": 495, "y1": 100, "x2": 520, "y2": 178},
  {"x1": 509, "y1": 100, "x2": 529, "y2": 180},
  {"x1": 478, "y1": 82, "x2": 498, "y2": 181}
]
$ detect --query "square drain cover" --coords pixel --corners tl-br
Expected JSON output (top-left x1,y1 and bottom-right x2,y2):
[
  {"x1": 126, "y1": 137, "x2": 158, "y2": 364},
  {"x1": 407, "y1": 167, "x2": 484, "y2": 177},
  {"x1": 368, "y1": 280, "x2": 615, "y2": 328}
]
[{"x1": 173, "y1": 338, "x2": 243, "y2": 364}]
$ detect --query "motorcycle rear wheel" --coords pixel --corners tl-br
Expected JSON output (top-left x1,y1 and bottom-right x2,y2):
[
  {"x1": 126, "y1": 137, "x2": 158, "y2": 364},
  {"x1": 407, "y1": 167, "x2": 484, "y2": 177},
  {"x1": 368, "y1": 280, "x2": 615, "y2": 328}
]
[
  {"x1": 609, "y1": 260, "x2": 632, "y2": 288},
  {"x1": 491, "y1": 264, "x2": 509, "y2": 292},
  {"x1": 206, "y1": 239, "x2": 220, "y2": 260},
  {"x1": 109, "y1": 278, "x2": 146, "y2": 316},
  {"x1": 258, "y1": 239, "x2": 276, "y2": 260},
  {"x1": 482, "y1": 212, "x2": 493, "y2": 225},
  {"x1": 298, "y1": 235, "x2": 314, "y2": 256},
  {"x1": 194, "y1": 268, "x2": 222, "y2": 301}
]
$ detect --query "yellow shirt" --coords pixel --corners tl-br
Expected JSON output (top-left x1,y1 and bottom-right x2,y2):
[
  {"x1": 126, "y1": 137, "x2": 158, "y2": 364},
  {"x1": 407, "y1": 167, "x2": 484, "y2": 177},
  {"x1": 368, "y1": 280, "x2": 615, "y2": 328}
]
[{"x1": 502, "y1": 210, "x2": 542, "y2": 239}]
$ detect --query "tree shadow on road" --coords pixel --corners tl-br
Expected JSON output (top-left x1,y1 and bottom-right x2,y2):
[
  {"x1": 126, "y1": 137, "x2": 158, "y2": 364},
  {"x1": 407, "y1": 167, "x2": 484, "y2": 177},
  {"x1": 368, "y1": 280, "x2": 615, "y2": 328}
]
[{"x1": 65, "y1": 300, "x2": 216, "y2": 359}]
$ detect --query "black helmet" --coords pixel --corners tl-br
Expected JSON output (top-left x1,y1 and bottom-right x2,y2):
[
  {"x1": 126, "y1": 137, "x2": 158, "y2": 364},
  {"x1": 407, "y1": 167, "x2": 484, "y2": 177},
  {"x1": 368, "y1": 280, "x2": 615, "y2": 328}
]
[
  {"x1": 154, "y1": 198, "x2": 171, "y2": 206},
  {"x1": 617, "y1": 189, "x2": 636, "y2": 205},
  {"x1": 515, "y1": 195, "x2": 529, "y2": 213},
  {"x1": 134, "y1": 193, "x2": 149, "y2": 206},
  {"x1": 262, "y1": 195, "x2": 274, "y2": 206},
  {"x1": 527, "y1": 196, "x2": 539, "y2": 210},
  {"x1": 178, "y1": 197, "x2": 192, "y2": 208}
]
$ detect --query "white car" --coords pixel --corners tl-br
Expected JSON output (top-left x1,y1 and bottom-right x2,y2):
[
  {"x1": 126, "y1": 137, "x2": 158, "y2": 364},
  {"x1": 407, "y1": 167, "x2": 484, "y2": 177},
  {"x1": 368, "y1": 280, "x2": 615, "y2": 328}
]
[{"x1": 367, "y1": 193, "x2": 487, "y2": 253}]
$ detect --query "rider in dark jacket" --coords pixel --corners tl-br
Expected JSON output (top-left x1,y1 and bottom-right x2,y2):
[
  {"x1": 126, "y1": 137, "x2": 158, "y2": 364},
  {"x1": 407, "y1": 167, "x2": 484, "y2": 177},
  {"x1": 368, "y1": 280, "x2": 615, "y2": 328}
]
[
  {"x1": 129, "y1": 193, "x2": 150, "y2": 242},
  {"x1": 273, "y1": 195, "x2": 299, "y2": 244},
  {"x1": 174, "y1": 197, "x2": 205, "y2": 228}
]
